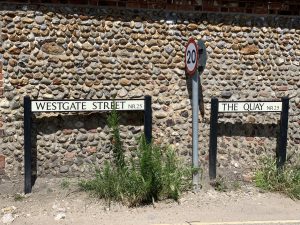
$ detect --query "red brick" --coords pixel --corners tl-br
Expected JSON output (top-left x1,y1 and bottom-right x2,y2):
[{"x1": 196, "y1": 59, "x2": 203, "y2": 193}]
[
  {"x1": 268, "y1": 2, "x2": 283, "y2": 10},
  {"x1": 179, "y1": 5, "x2": 195, "y2": 11},
  {"x1": 166, "y1": 4, "x2": 177, "y2": 10},
  {"x1": 0, "y1": 73, "x2": 3, "y2": 80},
  {"x1": 0, "y1": 80, "x2": 3, "y2": 87},
  {"x1": 126, "y1": 2, "x2": 140, "y2": 8},
  {"x1": 89, "y1": 0, "x2": 98, "y2": 5},
  {"x1": 202, "y1": 5, "x2": 220, "y2": 12},
  {"x1": 69, "y1": 0, "x2": 86, "y2": 4},
  {"x1": 228, "y1": 7, "x2": 245, "y2": 13},
  {"x1": 253, "y1": 7, "x2": 268, "y2": 14},
  {"x1": 0, "y1": 61, "x2": 2, "y2": 71}
]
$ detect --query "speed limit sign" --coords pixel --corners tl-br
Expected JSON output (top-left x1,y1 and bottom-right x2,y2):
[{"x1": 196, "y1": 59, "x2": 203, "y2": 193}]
[{"x1": 185, "y1": 38, "x2": 198, "y2": 76}]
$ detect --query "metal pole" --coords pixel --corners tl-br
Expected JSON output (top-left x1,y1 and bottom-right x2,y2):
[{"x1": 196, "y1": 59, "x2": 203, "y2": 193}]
[
  {"x1": 277, "y1": 96, "x2": 289, "y2": 168},
  {"x1": 24, "y1": 96, "x2": 32, "y2": 194},
  {"x1": 192, "y1": 71, "x2": 200, "y2": 189},
  {"x1": 144, "y1": 95, "x2": 152, "y2": 144},
  {"x1": 209, "y1": 97, "x2": 218, "y2": 180}
]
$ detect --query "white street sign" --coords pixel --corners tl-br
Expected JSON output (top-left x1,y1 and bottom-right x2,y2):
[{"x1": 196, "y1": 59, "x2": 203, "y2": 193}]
[
  {"x1": 31, "y1": 100, "x2": 145, "y2": 112},
  {"x1": 218, "y1": 101, "x2": 283, "y2": 113}
]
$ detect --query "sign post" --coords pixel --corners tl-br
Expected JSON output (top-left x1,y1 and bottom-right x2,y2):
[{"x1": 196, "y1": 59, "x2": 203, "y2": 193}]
[
  {"x1": 209, "y1": 98, "x2": 289, "y2": 180},
  {"x1": 185, "y1": 38, "x2": 199, "y2": 189},
  {"x1": 24, "y1": 97, "x2": 152, "y2": 194}
]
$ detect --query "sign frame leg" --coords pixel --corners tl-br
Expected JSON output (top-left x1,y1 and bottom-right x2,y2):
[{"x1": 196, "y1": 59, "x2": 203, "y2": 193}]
[{"x1": 24, "y1": 96, "x2": 32, "y2": 194}]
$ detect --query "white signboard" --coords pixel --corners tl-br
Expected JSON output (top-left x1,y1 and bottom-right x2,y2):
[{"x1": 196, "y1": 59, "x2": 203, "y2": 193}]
[
  {"x1": 31, "y1": 100, "x2": 145, "y2": 112},
  {"x1": 218, "y1": 101, "x2": 282, "y2": 113}
]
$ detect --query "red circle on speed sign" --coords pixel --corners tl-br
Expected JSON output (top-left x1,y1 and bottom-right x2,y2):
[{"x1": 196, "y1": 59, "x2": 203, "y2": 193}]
[{"x1": 185, "y1": 38, "x2": 198, "y2": 76}]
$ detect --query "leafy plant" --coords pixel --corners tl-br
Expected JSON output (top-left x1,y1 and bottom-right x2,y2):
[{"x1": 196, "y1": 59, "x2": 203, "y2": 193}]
[
  {"x1": 107, "y1": 102, "x2": 125, "y2": 170},
  {"x1": 80, "y1": 136, "x2": 192, "y2": 206},
  {"x1": 80, "y1": 107, "x2": 193, "y2": 206},
  {"x1": 255, "y1": 157, "x2": 300, "y2": 200}
]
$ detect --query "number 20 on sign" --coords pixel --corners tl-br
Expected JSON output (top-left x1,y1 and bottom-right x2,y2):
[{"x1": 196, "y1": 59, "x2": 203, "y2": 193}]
[{"x1": 185, "y1": 38, "x2": 198, "y2": 76}]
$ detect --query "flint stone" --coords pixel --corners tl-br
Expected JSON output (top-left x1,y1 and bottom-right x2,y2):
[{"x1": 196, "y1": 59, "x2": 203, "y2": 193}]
[
  {"x1": 275, "y1": 58, "x2": 285, "y2": 66},
  {"x1": 221, "y1": 91, "x2": 233, "y2": 99},
  {"x1": 41, "y1": 42, "x2": 64, "y2": 55},
  {"x1": 59, "y1": 166, "x2": 69, "y2": 173},
  {"x1": 240, "y1": 45, "x2": 259, "y2": 55},
  {"x1": 155, "y1": 111, "x2": 168, "y2": 119},
  {"x1": 35, "y1": 16, "x2": 45, "y2": 24},
  {"x1": 82, "y1": 42, "x2": 94, "y2": 51}
]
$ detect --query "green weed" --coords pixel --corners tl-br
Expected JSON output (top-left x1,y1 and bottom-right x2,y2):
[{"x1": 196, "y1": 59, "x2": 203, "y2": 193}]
[
  {"x1": 107, "y1": 102, "x2": 125, "y2": 169},
  {"x1": 255, "y1": 157, "x2": 300, "y2": 200},
  {"x1": 60, "y1": 179, "x2": 70, "y2": 189},
  {"x1": 80, "y1": 107, "x2": 192, "y2": 206},
  {"x1": 14, "y1": 193, "x2": 25, "y2": 201},
  {"x1": 80, "y1": 136, "x2": 192, "y2": 206}
]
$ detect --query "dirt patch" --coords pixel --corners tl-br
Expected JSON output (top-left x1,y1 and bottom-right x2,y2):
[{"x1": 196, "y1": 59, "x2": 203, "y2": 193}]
[{"x1": 1, "y1": 177, "x2": 300, "y2": 225}]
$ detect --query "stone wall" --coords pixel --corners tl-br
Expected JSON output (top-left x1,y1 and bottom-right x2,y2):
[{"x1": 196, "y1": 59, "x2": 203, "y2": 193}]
[{"x1": 0, "y1": 3, "x2": 299, "y2": 179}]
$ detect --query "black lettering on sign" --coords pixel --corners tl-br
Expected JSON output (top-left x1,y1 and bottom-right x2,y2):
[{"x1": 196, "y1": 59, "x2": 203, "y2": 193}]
[
  {"x1": 35, "y1": 102, "x2": 46, "y2": 110},
  {"x1": 187, "y1": 49, "x2": 196, "y2": 64}
]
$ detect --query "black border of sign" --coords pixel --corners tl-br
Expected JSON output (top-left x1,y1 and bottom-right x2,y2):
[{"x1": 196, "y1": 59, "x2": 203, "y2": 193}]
[
  {"x1": 209, "y1": 97, "x2": 289, "y2": 180},
  {"x1": 24, "y1": 96, "x2": 152, "y2": 194},
  {"x1": 218, "y1": 100, "x2": 283, "y2": 113},
  {"x1": 185, "y1": 38, "x2": 199, "y2": 76},
  {"x1": 31, "y1": 99, "x2": 146, "y2": 112}
]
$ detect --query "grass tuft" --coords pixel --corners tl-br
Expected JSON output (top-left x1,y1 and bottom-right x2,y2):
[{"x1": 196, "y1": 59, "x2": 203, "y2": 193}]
[{"x1": 254, "y1": 156, "x2": 300, "y2": 200}]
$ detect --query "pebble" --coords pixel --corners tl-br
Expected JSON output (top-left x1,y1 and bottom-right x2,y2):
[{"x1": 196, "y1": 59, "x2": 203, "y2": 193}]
[
  {"x1": 35, "y1": 16, "x2": 45, "y2": 24},
  {"x1": 2, "y1": 213, "x2": 15, "y2": 224},
  {"x1": 59, "y1": 166, "x2": 69, "y2": 173},
  {"x1": 54, "y1": 212, "x2": 66, "y2": 220}
]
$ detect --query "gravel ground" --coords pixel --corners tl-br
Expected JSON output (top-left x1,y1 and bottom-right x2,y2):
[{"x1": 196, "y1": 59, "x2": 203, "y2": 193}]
[{"x1": 0, "y1": 177, "x2": 300, "y2": 225}]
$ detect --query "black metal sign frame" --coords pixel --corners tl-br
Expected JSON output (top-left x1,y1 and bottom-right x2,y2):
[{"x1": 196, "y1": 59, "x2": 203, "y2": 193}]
[
  {"x1": 208, "y1": 97, "x2": 289, "y2": 180},
  {"x1": 24, "y1": 96, "x2": 152, "y2": 194}
]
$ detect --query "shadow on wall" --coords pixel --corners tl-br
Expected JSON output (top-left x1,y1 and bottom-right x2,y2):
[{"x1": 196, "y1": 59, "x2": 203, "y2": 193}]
[
  {"x1": 216, "y1": 121, "x2": 282, "y2": 165},
  {"x1": 1, "y1": 3, "x2": 299, "y2": 29},
  {"x1": 29, "y1": 111, "x2": 144, "y2": 185},
  {"x1": 185, "y1": 74, "x2": 205, "y2": 117},
  {"x1": 217, "y1": 121, "x2": 279, "y2": 137}
]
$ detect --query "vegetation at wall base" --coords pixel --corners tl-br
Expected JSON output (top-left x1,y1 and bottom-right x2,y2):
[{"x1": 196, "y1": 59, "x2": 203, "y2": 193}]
[
  {"x1": 80, "y1": 136, "x2": 192, "y2": 206},
  {"x1": 254, "y1": 157, "x2": 300, "y2": 200},
  {"x1": 107, "y1": 105, "x2": 125, "y2": 170},
  {"x1": 80, "y1": 108, "x2": 193, "y2": 206}
]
